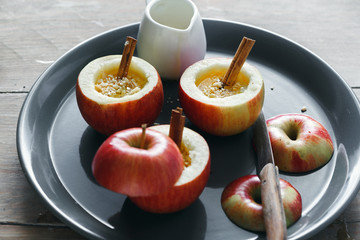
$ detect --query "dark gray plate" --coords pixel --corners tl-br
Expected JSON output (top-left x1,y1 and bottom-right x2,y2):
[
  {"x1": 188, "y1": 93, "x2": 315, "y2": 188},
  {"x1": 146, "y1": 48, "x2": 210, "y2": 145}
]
[{"x1": 17, "y1": 19, "x2": 360, "y2": 239}]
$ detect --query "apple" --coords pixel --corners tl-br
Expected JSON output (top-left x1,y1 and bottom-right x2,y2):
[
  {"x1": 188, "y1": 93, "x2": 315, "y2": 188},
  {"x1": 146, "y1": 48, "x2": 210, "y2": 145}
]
[
  {"x1": 130, "y1": 124, "x2": 211, "y2": 213},
  {"x1": 76, "y1": 55, "x2": 164, "y2": 135},
  {"x1": 267, "y1": 113, "x2": 334, "y2": 172},
  {"x1": 92, "y1": 127, "x2": 184, "y2": 197},
  {"x1": 179, "y1": 58, "x2": 264, "y2": 136},
  {"x1": 221, "y1": 175, "x2": 302, "y2": 232}
]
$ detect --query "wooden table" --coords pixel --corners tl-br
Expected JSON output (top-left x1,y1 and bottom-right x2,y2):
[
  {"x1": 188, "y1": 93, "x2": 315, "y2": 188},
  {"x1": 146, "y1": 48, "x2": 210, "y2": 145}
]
[{"x1": 1, "y1": 0, "x2": 359, "y2": 239}]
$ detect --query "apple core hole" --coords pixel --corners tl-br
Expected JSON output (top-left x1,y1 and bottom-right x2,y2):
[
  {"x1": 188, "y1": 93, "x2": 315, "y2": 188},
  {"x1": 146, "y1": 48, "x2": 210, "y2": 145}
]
[
  {"x1": 284, "y1": 123, "x2": 299, "y2": 141},
  {"x1": 138, "y1": 145, "x2": 150, "y2": 150},
  {"x1": 252, "y1": 187, "x2": 262, "y2": 205},
  {"x1": 126, "y1": 138, "x2": 150, "y2": 150},
  {"x1": 136, "y1": 142, "x2": 151, "y2": 150}
]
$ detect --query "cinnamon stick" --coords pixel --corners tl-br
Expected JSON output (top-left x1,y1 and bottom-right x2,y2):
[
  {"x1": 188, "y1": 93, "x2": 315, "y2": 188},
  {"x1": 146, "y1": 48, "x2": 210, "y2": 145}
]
[
  {"x1": 169, "y1": 108, "x2": 185, "y2": 148},
  {"x1": 117, "y1": 36, "x2": 137, "y2": 79},
  {"x1": 140, "y1": 123, "x2": 147, "y2": 149},
  {"x1": 222, "y1": 37, "x2": 255, "y2": 86},
  {"x1": 176, "y1": 107, "x2": 183, "y2": 115}
]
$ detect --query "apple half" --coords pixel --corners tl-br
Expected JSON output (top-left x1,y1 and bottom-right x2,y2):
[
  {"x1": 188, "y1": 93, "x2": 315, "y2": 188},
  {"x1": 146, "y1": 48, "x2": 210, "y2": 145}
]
[
  {"x1": 76, "y1": 55, "x2": 164, "y2": 135},
  {"x1": 221, "y1": 175, "x2": 302, "y2": 232},
  {"x1": 267, "y1": 113, "x2": 334, "y2": 172},
  {"x1": 130, "y1": 124, "x2": 211, "y2": 213},
  {"x1": 92, "y1": 127, "x2": 184, "y2": 197},
  {"x1": 179, "y1": 58, "x2": 264, "y2": 136}
]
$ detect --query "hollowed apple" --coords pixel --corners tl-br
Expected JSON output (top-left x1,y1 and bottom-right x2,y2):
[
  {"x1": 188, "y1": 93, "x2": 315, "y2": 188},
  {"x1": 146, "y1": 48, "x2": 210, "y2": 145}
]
[
  {"x1": 76, "y1": 55, "x2": 164, "y2": 135},
  {"x1": 130, "y1": 124, "x2": 211, "y2": 213},
  {"x1": 221, "y1": 175, "x2": 302, "y2": 232},
  {"x1": 179, "y1": 58, "x2": 264, "y2": 136},
  {"x1": 92, "y1": 127, "x2": 184, "y2": 197},
  {"x1": 267, "y1": 113, "x2": 334, "y2": 172}
]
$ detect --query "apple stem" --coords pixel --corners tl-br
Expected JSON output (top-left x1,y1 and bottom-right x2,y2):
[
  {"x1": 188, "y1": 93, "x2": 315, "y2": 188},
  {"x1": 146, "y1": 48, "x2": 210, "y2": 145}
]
[
  {"x1": 169, "y1": 107, "x2": 185, "y2": 148},
  {"x1": 117, "y1": 36, "x2": 137, "y2": 80},
  {"x1": 222, "y1": 37, "x2": 255, "y2": 87},
  {"x1": 140, "y1": 123, "x2": 147, "y2": 149}
]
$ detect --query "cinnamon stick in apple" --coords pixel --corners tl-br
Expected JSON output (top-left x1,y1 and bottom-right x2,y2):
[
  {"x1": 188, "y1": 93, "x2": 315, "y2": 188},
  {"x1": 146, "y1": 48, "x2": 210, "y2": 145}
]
[
  {"x1": 169, "y1": 108, "x2": 185, "y2": 148},
  {"x1": 222, "y1": 37, "x2": 255, "y2": 86},
  {"x1": 117, "y1": 36, "x2": 137, "y2": 79}
]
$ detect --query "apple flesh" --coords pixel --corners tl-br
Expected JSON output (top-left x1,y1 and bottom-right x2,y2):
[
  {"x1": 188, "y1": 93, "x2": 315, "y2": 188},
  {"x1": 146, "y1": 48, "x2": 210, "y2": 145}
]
[
  {"x1": 179, "y1": 58, "x2": 264, "y2": 136},
  {"x1": 76, "y1": 55, "x2": 164, "y2": 135},
  {"x1": 92, "y1": 127, "x2": 184, "y2": 197},
  {"x1": 267, "y1": 113, "x2": 334, "y2": 172},
  {"x1": 221, "y1": 175, "x2": 302, "y2": 232},
  {"x1": 130, "y1": 124, "x2": 211, "y2": 213}
]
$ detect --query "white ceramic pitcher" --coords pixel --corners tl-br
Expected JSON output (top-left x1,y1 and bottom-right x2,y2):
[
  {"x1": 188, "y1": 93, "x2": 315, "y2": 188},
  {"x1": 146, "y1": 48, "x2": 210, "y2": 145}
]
[{"x1": 137, "y1": 0, "x2": 206, "y2": 80}]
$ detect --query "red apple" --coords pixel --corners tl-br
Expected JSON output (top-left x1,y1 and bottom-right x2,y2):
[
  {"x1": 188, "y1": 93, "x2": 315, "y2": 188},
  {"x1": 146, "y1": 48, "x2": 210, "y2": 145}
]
[
  {"x1": 130, "y1": 124, "x2": 211, "y2": 213},
  {"x1": 267, "y1": 113, "x2": 334, "y2": 172},
  {"x1": 221, "y1": 175, "x2": 302, "y2": 232},
  {"x1": 76, "y1": 55, "x2": 164, "y2": 135},
  {"x1": 179, "y1": 58, "x2": 264, "y2": 136},
  {"x1": 92, "y1": 127, "x2": 184, "y2": 197}
]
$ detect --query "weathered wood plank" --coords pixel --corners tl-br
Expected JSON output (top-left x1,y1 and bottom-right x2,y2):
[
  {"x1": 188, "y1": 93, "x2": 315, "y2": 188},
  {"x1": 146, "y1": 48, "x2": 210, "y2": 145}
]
[
  {"x1": 0, "y1": 0, "x2": 143, "y2": 92},
  {"x1": 0, "y1": 225, "x2": 85, "y2": 240},
  {"x1": 1, "y1": 0, "x2": 359, "y2": 92},
  {"x1": 0, "y1": 93, "x2": 52, "y2": 224},
  {"x1": 310, "y1": 220, "x2": 360, "y2": 239}
]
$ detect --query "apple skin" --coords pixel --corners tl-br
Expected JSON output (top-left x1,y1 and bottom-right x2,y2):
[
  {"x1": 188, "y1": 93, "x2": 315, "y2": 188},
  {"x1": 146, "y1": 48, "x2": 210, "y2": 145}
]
[
  {"x1": 221, "y1": 175, "x2": 302, "y2": 232},
  {"x1": 179, "y1": 58, "x2": 264, "y2": 136},
  {"x1": 267, "y1": 114, "x2": 334, "y2": 172},
  {"x1": 130, "y1": 125, "x2": 211, "y2": 213},
  {"x1": 92, "y1": 127, "x2": 184, "y2": 197},
  {"x1": 76, "y1": 55, "x2": 164, "y2": 136}
]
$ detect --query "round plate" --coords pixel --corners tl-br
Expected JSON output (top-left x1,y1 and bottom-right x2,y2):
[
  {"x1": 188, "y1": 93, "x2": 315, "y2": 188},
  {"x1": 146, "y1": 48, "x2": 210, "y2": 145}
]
[{"x1": 17, "y1": 19, "x2": 360, "y2": 239}]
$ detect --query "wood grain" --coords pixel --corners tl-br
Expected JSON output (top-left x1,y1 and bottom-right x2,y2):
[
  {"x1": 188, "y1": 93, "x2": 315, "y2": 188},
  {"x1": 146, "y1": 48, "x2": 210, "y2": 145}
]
[
  {"x1": 0, "y1": 94, "x2": 48, "y2": 223},
  {"x1": 0, "y1": 225, "x2": 85, "y2": 240},
  {"x1": 1, "y1": 0, "x2": 359, "y2": 239},
  {"x1": 260, "y1": 164, "x2": 287, "y2": 240}
]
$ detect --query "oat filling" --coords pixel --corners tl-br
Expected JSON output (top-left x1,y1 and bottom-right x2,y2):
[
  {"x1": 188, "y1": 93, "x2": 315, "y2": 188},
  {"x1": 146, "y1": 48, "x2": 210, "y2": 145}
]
[
  {"x1": 196, "y1": 69, "x2": 249, "y2": 98},
  {"x1": 180, "y1": 142, "x2": 191, "y2": 168},
  {"x1": 95, "y1": 67, "x2": 148, "y2": 98}
]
